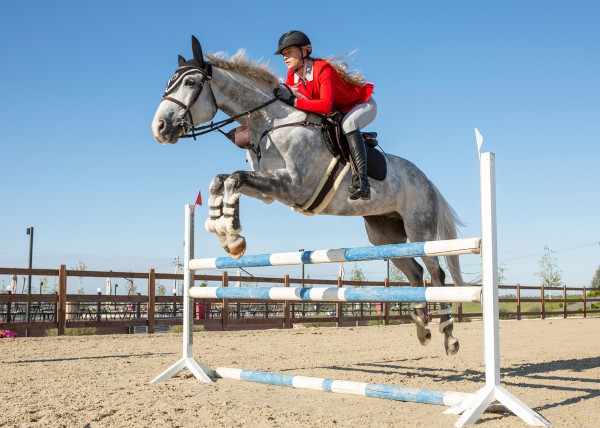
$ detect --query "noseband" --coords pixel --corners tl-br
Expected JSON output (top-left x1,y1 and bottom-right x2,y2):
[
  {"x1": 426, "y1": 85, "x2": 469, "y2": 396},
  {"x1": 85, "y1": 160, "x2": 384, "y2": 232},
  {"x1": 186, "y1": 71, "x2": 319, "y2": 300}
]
[{"x1": 162, "y1": 62, "x2": 213, "y2": 136}]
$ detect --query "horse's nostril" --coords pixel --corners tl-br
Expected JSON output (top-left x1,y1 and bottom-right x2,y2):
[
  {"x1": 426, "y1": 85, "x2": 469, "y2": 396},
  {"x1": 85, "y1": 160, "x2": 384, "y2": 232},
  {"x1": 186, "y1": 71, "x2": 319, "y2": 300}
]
[{"x1": 158, "y1": 120, "x2": 166, "y2": 132}]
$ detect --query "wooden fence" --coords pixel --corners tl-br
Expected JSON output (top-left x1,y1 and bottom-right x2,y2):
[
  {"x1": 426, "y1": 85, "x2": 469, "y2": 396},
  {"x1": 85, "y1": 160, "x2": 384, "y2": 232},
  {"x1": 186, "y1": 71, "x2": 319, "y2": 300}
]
[{"x1": 0, "y1": 266, "x2": 598, "y2": 335}]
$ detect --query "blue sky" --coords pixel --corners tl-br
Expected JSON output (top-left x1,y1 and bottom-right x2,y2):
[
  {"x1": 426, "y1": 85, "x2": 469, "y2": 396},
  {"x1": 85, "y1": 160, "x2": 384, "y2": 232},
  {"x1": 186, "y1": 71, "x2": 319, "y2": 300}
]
[{"x1": 1, "y1": 1, "x2": 598, "y2": 293}]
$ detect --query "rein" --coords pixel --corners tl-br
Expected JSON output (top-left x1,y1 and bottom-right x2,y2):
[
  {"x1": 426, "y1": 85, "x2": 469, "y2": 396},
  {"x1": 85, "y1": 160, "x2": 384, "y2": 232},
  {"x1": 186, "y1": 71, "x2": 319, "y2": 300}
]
[{"x1": 180, "y1": 97, "x2": 278, "y2": 140}]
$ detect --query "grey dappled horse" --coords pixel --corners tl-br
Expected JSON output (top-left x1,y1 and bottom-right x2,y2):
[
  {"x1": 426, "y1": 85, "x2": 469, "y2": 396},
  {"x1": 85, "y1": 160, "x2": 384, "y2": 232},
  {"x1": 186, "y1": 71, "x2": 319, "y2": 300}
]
[{"x1": 152, "y1": 37, "x2": 466, "y2": 355}]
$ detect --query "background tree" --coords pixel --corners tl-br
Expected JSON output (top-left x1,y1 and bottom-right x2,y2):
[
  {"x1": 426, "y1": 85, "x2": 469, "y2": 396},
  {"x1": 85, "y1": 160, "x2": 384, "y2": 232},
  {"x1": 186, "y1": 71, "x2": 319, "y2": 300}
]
[
  {"x1": 40, "y1": 277, "x2": 49, "y2": 294},
  {"x1": 71, "y1": 261, "x2": 87, "y2": 293},
  {"x1": 156, "y1": 281, "x2": 166, "y2": 296},
  {"x1": 591, "y1": 265, "x2": 600, "y2": 288},
  {"x1": 535, "y1": 246, "x2": 562, "y2": 288},
  {"x1": 350, "y1": 263, "x2": 366, "y2": 282},
  {"x1": 389, "y1": 263, "x2": 408, "y2": 283},
  {"x1": 497, "y1": 263, "x2": 507, "y2": 285}
]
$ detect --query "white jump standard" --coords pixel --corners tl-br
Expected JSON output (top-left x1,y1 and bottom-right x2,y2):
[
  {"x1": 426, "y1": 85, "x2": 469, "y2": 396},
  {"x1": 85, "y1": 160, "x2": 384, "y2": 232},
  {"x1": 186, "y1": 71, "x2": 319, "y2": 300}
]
[{"x1": 151, "y1": 153, "x2": 550, "y2": 427}]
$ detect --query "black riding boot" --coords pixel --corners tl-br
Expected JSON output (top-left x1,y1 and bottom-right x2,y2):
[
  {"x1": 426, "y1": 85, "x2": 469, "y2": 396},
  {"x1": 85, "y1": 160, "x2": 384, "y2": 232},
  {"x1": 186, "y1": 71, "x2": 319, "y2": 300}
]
[{"x1": 346, "y1": 130, "x2": 371, "y2": 200}]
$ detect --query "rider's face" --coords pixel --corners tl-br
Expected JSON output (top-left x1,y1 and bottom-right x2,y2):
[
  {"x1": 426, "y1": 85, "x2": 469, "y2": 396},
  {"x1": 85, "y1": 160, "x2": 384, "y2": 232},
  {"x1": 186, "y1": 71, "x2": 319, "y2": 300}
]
[{"x1": 282, "y1": 46, "x2": 305, "y2": 71}]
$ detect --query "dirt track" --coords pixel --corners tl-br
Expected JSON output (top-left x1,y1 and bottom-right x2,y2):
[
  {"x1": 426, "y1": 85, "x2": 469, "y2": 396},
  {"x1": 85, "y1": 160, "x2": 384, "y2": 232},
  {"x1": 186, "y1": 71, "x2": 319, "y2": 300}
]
[{"x1": 1, "y1": 318, "x2": 599, "y2": 427}]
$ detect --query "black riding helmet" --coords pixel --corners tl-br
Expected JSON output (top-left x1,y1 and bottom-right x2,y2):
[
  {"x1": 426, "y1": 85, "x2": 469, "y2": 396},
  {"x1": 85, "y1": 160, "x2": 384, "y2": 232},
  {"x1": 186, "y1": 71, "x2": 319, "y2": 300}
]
[{"x1": 275, "y1": 30, "x2": 312, "y2": 55}]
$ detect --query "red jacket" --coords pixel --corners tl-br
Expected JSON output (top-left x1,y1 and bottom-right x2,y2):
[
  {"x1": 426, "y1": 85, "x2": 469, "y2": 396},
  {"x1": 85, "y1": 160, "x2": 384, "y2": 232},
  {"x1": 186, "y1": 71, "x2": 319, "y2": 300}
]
[{"x1": 286, "y1": 59, "x2": 374, "y2": 115}]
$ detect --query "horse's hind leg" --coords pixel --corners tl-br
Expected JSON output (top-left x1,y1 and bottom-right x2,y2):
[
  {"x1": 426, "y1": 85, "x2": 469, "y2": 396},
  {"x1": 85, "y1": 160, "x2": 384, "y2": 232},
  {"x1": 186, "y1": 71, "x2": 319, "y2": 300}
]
[
  {"x1": 421, "y1": 256, "x2": 459, "y2": 356},
  {"x1": 439, "y1": 303, "x2": 458, "y2": 355},
  {"x1": 391, "y1": 258, "x2": 432, "y2": 346},
  {"x1": 363, "y1": 215, "x2": 432, "y2": 346}
]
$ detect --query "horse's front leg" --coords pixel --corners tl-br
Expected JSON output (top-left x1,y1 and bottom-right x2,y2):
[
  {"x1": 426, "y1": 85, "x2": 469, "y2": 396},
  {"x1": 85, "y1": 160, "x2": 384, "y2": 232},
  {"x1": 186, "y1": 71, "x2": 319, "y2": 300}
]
[
  {"x1": 204, "y1": 174, "x2": 232, "y2": 254},
  {"x1": 220, "y1": 170, "x2": 293, "y2": 259}
]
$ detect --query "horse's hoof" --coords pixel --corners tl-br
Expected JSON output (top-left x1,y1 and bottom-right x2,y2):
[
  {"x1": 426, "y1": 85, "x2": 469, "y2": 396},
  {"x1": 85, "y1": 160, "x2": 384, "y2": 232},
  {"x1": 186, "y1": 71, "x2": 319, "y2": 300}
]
[
  {"x1": 228, "y1": 236, "x2": 246, "y2": 259},
  {"x1": 417, "y1": 328, "x2": 431, "y2": 346},
  {"x1": 445, "y1": 337, "x2": 460, "y2": 356},
  {"x1": 216, "y1": 233, "x2": 231, "y2": 254}
]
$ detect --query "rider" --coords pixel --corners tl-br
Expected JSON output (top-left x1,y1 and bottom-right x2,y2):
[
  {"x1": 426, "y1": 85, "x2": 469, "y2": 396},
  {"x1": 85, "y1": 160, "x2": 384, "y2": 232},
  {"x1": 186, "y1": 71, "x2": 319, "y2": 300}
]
[{"x1": 274, "y1": 30, "x2": 376, "y2": 201}]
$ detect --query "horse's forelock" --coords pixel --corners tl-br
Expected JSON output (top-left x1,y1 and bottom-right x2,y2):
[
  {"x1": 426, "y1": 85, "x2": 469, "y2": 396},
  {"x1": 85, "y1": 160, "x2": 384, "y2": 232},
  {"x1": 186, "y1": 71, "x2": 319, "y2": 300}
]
[{"x1": 207, "y1": 50, "x2": 279, "y2": 89}]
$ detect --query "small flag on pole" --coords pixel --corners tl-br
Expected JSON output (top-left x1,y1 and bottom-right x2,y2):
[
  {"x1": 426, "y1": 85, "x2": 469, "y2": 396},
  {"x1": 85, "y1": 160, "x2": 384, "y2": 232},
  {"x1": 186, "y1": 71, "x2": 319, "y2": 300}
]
[
  {"x1": 475, "y1": 128, "x2": 484, "y2": 158},
  {"x1": 190, "y1": 190, "x2": 202, "y2": 215}
]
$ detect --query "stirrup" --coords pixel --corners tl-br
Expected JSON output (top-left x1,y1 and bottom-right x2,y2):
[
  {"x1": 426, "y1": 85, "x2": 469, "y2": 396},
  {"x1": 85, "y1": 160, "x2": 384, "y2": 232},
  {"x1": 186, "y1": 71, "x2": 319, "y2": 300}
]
[{"x1": 349, "y1": 180, "x2": 370, "y2": 200}]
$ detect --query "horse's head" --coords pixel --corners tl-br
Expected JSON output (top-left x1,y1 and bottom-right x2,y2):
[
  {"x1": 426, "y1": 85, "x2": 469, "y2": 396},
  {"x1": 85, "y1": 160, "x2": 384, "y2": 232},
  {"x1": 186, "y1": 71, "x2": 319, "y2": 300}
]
[{"x1": 152, "y1": 36, "x2": 218, "y2": 144}]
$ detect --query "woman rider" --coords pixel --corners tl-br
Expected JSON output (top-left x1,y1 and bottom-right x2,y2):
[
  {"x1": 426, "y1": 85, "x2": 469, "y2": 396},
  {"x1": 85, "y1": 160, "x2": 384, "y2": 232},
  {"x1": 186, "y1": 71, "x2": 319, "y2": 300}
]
[{"x1": 273, "y1": 30, "x2": 376, "y2": 201}]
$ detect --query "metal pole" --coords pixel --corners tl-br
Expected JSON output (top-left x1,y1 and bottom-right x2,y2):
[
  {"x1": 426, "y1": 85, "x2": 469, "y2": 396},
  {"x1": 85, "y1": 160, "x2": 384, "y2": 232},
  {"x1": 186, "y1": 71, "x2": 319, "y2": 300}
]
[{"x1": 26, "y1": 227, "x2": 34, "y2": 337}]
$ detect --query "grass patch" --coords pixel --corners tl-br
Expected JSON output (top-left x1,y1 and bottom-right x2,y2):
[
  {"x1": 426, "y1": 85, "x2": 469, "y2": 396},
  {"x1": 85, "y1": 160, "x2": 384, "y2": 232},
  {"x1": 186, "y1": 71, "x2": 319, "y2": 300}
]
[
  {"x1": 168, "y1": 325, "x2": 206, "y2": 333},
  {"x1": 45, "y1": 327, "x2": 98, "y2": 336},
  {"x1": 302, "y1": 322, "x2": 336, "y2": 328}
]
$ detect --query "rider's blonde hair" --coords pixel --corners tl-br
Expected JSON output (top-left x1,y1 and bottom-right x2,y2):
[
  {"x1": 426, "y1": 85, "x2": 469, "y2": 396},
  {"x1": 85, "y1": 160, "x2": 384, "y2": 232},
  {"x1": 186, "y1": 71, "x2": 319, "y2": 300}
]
[{"x1": 309, "y1": 51, "x2": 367, "y2": 86}]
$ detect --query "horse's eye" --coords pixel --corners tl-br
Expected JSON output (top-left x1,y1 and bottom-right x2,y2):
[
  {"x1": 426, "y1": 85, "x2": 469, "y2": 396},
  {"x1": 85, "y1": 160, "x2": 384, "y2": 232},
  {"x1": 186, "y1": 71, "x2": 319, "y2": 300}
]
[{"x1": 185, "y1": 78, "x2": 195, "y2": 87}]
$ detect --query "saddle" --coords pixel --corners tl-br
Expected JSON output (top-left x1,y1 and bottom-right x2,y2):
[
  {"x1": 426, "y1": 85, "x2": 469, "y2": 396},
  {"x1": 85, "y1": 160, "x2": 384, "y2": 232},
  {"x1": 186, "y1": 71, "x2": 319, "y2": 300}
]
[
  {"x1": 321, "y1": 111, "x2": 387, "y2": 181},
  {"x1": 221, "y1": 111, "x2": 387, "y2": 182}
]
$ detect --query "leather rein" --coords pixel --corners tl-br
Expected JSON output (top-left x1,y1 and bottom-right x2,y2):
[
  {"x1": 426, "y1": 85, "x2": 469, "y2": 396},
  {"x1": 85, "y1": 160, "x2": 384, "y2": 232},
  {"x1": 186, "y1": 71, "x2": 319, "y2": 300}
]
[{"x1": 161, "y1": 63, "x2": 327, "y2": 149}]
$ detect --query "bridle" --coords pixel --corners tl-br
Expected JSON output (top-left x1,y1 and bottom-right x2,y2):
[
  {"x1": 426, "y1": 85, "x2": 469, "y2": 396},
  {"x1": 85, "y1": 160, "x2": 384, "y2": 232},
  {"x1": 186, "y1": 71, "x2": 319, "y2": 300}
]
[
  {"x1": 161, "y1": 61, "x2": 281, "y2": 141},
  {"x1": 161, "y1": 62, "x2": 213, "y2": 139}
]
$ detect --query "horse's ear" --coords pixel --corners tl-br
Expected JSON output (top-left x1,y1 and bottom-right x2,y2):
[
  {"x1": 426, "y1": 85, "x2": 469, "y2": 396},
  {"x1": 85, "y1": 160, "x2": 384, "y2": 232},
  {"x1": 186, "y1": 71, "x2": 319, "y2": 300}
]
[
  {"x1": 178, "y1": 55, "x2": 186, "y2": 67},
  {"x1": 191, "y1": 35, "x2": 205, "y2": 66}
]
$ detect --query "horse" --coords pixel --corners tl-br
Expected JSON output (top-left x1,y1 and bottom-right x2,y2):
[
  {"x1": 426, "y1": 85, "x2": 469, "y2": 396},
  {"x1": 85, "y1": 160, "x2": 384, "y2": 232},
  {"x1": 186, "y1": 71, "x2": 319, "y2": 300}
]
[{"x1": 151, "y1": 36, "x2": 466, "y2": 355}]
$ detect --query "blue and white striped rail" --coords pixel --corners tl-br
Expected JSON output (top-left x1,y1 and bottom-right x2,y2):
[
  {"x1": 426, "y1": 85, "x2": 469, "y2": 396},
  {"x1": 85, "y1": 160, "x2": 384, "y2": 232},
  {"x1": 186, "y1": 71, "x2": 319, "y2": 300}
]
[
  {"x1": 189, "y1": 285, "x2": 482, "y2": 303},
  {"x1": 215, "y1": 367, "x2": 469, "y2": 407},
  {"x1": 189, "y1": 237, "x2": 481, "y2": 270}
]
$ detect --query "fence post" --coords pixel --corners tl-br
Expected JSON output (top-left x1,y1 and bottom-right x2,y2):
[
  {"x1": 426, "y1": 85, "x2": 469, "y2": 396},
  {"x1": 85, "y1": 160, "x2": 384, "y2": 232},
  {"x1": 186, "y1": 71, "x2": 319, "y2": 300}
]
[
  {"x1": 6, "y1": 292, "x2": 12, "y2": 322},
  {"x1": 336, "y1": 276, "x2": 343, "y2": 327},
  {"x1": 562, "y1": 284, "x2": 567, "y2": 319},
  {"x1": 540, "y1": 284, "x2": 545, "y2": 319},
  {"x1": 58, "y1": 265, "x2": 67, "y2": 335},
  {"x1": 457, "y1": 302, "x2": 462, "y2": 322},
  {"x1": 284, "y1": 275, "x2": 291, "y2": 329},
  {"x1": 383, "y1": 278, "x2": 390, "y2": 326},
  {"x1": 221, "y1": 271, "x2": 229, "y2": 331},
  {"x1": 516, "y1": 283, "x2": 521, "y2": 320},
  {"x1": 583, "y1": 286, "x2": 587, "y2": 318},
  {"x1": 96, "y1": 291, "x2": 102, "y2": 322},
  {"x1": 147, "y1": 269, "x2": 155, "y2": 334}
]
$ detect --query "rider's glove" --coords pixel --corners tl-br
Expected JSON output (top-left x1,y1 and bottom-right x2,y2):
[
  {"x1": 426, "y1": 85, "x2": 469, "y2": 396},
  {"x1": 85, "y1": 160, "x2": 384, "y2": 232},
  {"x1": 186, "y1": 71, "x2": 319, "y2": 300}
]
[{"x1": 274, "y1": 87, "x2": 296, "y2": 107}]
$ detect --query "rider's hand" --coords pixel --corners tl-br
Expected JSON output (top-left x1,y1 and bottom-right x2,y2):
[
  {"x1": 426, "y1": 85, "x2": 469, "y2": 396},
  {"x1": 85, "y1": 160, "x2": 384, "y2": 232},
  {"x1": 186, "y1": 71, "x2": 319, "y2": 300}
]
[{"x1": 274, "y1": 87, "x2": 296, "y2": 107}]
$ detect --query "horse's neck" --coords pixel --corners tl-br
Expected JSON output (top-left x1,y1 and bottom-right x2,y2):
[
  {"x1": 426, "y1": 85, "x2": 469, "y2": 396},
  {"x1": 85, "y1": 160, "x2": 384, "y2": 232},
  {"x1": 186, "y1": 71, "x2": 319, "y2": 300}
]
[{"x1": 209, "y1": 68, "x2": 302, "y2": 127}]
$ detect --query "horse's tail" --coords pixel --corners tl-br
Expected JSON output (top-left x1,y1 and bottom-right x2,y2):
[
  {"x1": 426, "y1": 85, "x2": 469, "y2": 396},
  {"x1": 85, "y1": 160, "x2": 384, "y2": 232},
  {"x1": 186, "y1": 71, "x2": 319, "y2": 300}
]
[{"x1": 433, "y1": 186, "x2": 468, "y2": 287}]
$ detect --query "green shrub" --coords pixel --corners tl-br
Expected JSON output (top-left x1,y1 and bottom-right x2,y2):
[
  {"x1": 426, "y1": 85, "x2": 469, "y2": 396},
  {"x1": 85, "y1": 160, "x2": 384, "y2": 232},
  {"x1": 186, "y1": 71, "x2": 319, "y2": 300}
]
[
  {"x1": 168, "y1": 325, "x2": 205, "y2": 333},
  {"x1": 587, "y1": 289, "x2": 600, "y2": 298},
  {"x1": 302, "y1": 322, "x2": 336, "y2": 328},
  {"x1": 45, "y1": 327, "x2": 97, "y2": 336}
]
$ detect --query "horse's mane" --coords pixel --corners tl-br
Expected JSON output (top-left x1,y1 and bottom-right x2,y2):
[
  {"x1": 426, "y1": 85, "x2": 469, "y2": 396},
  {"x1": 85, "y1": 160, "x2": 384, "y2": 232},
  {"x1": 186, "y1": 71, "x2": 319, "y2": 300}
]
[{"x1": 207, "y1": 50, "x2": 279, "y2": 89}]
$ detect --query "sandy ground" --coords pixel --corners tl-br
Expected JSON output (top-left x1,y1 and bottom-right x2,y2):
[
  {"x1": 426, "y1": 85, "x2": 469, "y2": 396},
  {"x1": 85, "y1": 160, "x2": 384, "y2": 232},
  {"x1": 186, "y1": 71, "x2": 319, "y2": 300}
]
[{"x1": 1, "y1": 318, "x2": 599, "y2": 428}]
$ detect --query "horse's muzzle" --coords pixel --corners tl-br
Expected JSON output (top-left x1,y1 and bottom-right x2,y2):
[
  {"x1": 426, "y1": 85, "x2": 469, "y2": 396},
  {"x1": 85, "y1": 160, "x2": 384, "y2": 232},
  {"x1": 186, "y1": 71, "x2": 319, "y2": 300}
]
[{"x1": 151, "y1": 118, "x2": 187, "y2": 144}]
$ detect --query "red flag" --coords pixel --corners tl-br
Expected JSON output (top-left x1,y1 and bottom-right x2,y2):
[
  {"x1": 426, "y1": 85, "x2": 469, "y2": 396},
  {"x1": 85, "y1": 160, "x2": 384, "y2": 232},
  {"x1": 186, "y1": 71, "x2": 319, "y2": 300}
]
[{"x1": 190, "y1": 190, "x2": 202, "y2": 214}]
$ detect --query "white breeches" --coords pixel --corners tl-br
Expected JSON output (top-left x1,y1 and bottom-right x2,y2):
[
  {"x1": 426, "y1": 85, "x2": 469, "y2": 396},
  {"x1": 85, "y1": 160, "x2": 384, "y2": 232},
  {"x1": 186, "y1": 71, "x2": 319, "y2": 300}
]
[{"x1": 341, "y1": 97, "x2": 377, "y2": 134}]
